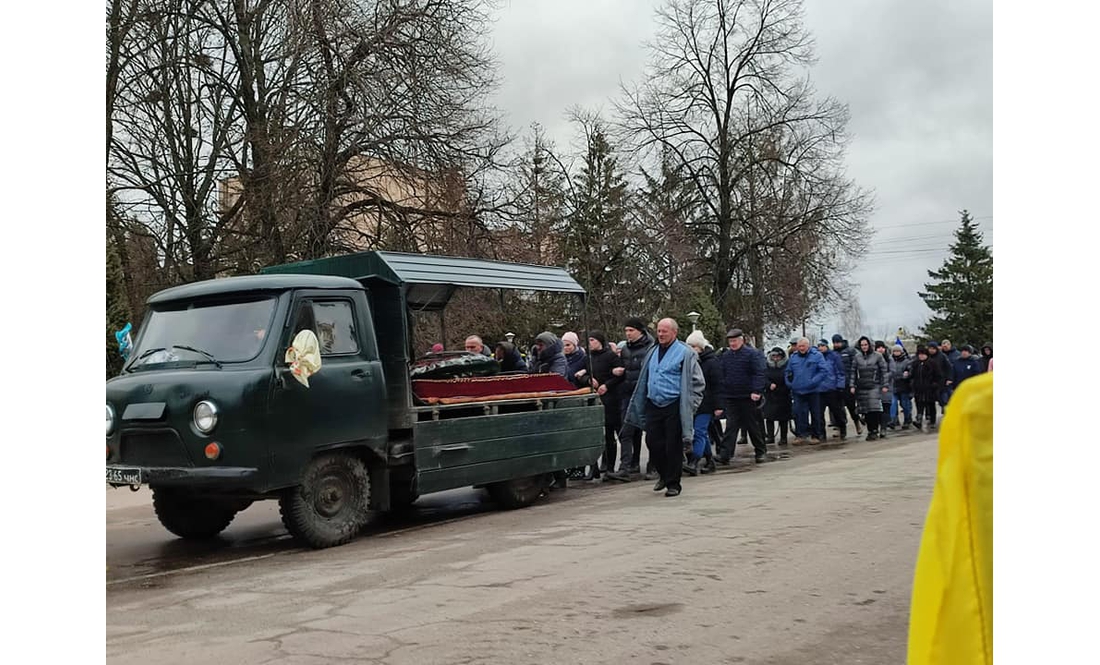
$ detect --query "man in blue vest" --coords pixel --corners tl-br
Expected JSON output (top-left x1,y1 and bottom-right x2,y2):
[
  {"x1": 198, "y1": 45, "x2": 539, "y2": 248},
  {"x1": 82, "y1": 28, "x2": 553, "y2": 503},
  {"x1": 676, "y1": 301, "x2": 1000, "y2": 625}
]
[{"x1": 624, "y1": 318, "x2": 706, "y2": 497}]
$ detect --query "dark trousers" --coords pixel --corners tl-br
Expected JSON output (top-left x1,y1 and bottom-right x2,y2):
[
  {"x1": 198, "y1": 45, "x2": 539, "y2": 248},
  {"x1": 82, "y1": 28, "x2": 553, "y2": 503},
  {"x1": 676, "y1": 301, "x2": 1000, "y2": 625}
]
[
  {"x1": 645, "y1": 400, "x2": 683, "y2": 491},
  {"x1": 844, "y1": 389, "x2": 860, "y2": 424},
  {"x1": 766, "y1": 418, "x2": 789, "y2": 444},
  {"x1": 721, "y1": 398, "x2": 766, "y2": 460},
  {"x1": 792, "y1": 392, "x2": 819, "y2": 438},
  {"x1": 823, "y1": 390, "x2": 847, "y2": 437},
  {"x1": 618, "y1": 395, "x2": 644, "y2": 471},
  {"x1": 916, "y1": 400, "x2": 938, "y2": 427},
  {"x1": 601, "y1": 420, "x2": 620, "y2": 471}
]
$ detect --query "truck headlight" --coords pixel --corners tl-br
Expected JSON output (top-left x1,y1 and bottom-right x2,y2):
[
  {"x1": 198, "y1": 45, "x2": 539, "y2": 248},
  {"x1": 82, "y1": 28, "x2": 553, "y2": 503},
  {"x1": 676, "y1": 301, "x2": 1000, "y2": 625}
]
[
  {"x1": 106, "y1": 404, "x2": 116, "y2": 437},
  {"x1": 194, "y1": 400, "x2": 219, "y2": 434}
]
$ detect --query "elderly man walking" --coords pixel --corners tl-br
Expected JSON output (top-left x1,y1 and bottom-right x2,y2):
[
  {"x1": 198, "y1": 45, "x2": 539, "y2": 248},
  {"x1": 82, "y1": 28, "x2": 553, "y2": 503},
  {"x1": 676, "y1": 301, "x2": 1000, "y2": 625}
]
[
  {"x1": 623, "y1": 318, "x2": 705, "y2": 497},
  {"x1": 716, "y1": 328, "x2": 769, "y2": 465},
  {"x1": 786, "y1": 337, "x2": 831, "y2": 445}
]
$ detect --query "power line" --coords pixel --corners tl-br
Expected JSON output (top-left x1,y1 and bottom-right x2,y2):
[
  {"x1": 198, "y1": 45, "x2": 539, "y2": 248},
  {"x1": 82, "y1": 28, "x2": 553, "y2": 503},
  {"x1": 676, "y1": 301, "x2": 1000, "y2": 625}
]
[{"x1": 872, "y1": 215, "x2": 993, "y2": 231}]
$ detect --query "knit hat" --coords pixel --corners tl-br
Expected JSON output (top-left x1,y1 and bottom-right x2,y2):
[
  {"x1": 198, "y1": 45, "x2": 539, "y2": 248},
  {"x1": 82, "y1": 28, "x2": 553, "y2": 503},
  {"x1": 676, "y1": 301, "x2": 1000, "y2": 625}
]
[
  {"x1": 624, "y1": 316, "x2": 647, "y2": 333},
  {"x1": 562, "y1": 331, "x2": 580, "y2": 347},
  {"x1": 874, "y1": 340, "x2": 887, "y2": 349},
  {"x1": 927, "y1": 340, "x2": 939, "y2": 348},
  {"x1": 916, "y1": 345, "x2": 928, "y2": 356},
  {"x1": 430, "y1": 343, "x2": 444, "y2": 353},
  {"x1": 817, "y1": 339, "x2": 829, "y2": 348},
  {"x1": 892, "y1": 344, "x2": 905, "y2": 354},
  {"x1": 686, "y1": 330, "x2": 711, "y2": 350},
  {"x1": 832, "y1": 334, "x2": 844, "y2": 343},
  {"x1": 589, "y1": 330, "x2": 608, "y2": 348},
  {"x1": 789, "y1": 339, "x2": 799, "y2": 346}
]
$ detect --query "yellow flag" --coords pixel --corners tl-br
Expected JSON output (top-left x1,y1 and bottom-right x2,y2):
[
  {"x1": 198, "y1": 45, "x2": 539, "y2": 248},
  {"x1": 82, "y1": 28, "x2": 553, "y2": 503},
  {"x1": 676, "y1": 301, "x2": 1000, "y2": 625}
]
[{"x1": 907, "y1": 372, "x2": 993, "y2": 664}]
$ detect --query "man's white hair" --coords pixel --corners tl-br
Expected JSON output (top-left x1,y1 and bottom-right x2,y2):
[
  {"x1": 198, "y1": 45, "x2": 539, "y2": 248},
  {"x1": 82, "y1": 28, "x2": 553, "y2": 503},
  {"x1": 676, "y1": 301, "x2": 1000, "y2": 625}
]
[
  {"x1": 658, "y1": 317, "x2": 679, "y2": 333},
  {"x1": 465, "y1": 335, "x2": 483, "y2": 344},
  {"x1": 797, "y1": 337, "x2": 811, "y2": 345}
]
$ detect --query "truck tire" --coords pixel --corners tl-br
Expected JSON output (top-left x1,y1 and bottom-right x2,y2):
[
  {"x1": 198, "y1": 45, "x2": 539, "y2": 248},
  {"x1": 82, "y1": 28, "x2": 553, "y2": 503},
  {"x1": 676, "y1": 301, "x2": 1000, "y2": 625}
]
[
  {"x1": 279, "y1": 452, "x2": 372, "y2": 549},
  {"x1": 152, "y1": 488, "x2": 237, "y2": 540},
  {"x1": 487, "y1": 474, "x2": 547, "y2": 509}
]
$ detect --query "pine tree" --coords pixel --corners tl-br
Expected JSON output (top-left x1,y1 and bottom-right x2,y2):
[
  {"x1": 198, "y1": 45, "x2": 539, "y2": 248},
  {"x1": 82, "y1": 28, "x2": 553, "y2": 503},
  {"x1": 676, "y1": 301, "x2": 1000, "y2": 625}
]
[
  {"x1": 918, "y1": 210, "x2": 993, "y2": 346},
  {"x1": 106, "y1": 234, "x2": 132, "y2": 379},
  {"x1": 561, "y1": 121, "x2": 638, "y2": 333}
]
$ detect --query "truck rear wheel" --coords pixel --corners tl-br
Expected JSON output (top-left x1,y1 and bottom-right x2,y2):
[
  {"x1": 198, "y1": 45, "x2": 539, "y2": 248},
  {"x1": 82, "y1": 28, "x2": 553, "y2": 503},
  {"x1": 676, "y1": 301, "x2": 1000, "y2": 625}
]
[
  {"x1": 279, "y1": 452, "x2": 372, "y2": 549},
  {"x1": 152, "y1": 488, "x2": 237, "y2": 540},
  {"x1": 487, "y1": 474, "x2": 547, "y2": 509}
]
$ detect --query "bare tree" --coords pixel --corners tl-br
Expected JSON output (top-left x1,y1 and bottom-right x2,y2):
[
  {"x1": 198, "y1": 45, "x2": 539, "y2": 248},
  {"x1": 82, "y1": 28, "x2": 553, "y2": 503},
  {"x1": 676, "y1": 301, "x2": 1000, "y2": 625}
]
[
  {"x1": 618, "y1": 0, "x2": 871, "y2": 341},
  {"x1": 109, "y1": 0, "x2": 247, "y2": 282}
]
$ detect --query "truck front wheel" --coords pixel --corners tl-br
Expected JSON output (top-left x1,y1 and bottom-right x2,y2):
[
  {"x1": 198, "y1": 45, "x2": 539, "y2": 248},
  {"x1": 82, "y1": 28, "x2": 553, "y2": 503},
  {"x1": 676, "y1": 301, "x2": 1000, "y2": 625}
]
[
  {"x1": 152, "y1": 488, "x2": 237, "y2": 540},
  {"x1": 487, "y1": 474, "x2": 548, "y2": 509},
  {"x1": 279, "y1": 452, "x2": 372, "y2": 549}
]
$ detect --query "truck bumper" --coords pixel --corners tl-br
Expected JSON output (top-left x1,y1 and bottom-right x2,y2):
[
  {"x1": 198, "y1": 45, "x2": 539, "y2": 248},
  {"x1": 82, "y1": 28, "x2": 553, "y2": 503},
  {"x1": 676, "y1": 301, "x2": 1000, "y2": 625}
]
[{"x1": 106, "y1": 465, "x2": 259, "y2": 489}]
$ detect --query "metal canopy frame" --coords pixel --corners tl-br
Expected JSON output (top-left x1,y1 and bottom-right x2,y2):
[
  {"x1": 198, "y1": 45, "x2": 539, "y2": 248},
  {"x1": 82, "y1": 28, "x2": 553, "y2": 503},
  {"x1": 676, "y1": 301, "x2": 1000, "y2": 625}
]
[{"x1": 263, "y1": 250, "x2": 586, "y2": 311}]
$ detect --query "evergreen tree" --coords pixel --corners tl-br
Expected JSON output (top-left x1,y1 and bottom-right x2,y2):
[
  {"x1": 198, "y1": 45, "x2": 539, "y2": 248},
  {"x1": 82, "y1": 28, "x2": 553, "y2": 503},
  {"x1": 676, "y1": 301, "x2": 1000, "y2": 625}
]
[
  {"x1": 560, "y1": 119, "x2": 639, "y2": 333},
  {"x1": 918, "y1": 210, "x2": 993, "y2": 345},
  {"x1": 107, "y1": 233, "x2": 132, "y2": 379}
]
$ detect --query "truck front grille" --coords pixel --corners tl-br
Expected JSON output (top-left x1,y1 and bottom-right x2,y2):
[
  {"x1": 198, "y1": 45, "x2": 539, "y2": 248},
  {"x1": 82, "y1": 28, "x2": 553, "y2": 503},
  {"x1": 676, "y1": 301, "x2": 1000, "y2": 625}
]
[{"x1": 119, "y1": 430, "x2": 193, "y2": 467}]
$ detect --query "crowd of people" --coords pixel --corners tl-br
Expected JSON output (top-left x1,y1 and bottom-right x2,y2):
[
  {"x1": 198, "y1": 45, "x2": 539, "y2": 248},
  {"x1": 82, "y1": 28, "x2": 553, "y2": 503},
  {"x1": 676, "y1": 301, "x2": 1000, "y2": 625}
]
[{"x1": 433, "y1": 319, "x2": 992, "y2": 498}]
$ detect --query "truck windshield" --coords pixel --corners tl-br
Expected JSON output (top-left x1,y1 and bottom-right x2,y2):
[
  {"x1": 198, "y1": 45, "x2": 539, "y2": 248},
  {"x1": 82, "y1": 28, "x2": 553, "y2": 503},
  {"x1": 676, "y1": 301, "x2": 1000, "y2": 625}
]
[{"x1": 127, "y1": 297, "x2": 277, "y2": 370}]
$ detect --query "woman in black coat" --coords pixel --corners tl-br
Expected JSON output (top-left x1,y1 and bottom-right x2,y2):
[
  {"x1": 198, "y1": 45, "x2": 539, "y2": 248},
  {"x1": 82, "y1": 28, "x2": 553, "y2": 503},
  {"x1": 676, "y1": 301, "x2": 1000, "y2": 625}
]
[
  {"x1": 763, "y1": 347, "x2": 793, "y2": 446},
  {"x1": 910, "y1": 345, "x2": 945, "y2": 432},
  {"x1": 585, "y1": 331, "x2": 623, "y2": 479}
]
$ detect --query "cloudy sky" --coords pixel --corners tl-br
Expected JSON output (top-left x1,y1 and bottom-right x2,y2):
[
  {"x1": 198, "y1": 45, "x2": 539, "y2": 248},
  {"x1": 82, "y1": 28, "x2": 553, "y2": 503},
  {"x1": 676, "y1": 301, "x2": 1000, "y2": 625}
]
[{"x1": 487, "y1": 0, "x2": 993, "y2": 339}]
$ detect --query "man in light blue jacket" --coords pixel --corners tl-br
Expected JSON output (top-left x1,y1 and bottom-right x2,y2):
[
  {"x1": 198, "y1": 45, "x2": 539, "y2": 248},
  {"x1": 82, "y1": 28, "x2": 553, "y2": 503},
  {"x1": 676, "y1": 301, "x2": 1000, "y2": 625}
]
[
  {"x1": 624, "y1": 318, "x2": 705, "y2": 497},
  {"x1": 785, "y1": 337, "x2": 831, "y2": 445}
]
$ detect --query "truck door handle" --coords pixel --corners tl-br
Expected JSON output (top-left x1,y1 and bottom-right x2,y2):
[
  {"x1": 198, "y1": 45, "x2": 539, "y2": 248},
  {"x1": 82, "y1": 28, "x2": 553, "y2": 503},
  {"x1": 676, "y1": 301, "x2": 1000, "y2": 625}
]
[
  {"x1": 351, "y1": 369, "x2": 369, "y2": 380},
  {"x1": 439, "y1": 445, "x2": 471, "y2": 453}
]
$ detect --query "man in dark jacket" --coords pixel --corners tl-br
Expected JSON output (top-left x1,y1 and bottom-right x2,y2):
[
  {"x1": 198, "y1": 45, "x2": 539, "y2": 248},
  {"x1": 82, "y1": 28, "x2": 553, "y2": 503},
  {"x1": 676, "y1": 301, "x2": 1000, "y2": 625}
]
[
  {"x1": 926, "y1": 341, "x2": 953, "y2": 413},
  {"x1": 493, "y1": 341, "x2": 528, "y2": 372},
  {"x1": 948, "y1": 345, "x2": 983, "y2": 389},
  {"x1": 607, "y1": 317, "x2": 655, "y2": 481},
  {"x1": 716, "y1": 328, "x2": 769, "y2": 464},
  {"x1": 585, "y1": 331, "x2": 623, "y2": 479},
  {"x1": 817, "y1": 339, "x2": 848, "y2": 440},
  {"x1": 941, "y1": 339, "x2": 961, "y2": 364},
  {"x1": 788, "y1": 338, "x2": 830, "y2": 445},
  {"x1": 911, "y1": 345, "x2": 945, "y2": 432},
  {"x1": 832, "y1": 334, "x2": 863, "y2": 435}
]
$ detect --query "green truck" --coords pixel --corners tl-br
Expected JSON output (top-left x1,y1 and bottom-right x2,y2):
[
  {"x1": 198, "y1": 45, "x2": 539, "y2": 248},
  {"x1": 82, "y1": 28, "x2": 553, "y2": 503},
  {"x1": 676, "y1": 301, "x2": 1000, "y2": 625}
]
[{"x1": 106, "y1": 251, "x2": 605, "y2": 548}]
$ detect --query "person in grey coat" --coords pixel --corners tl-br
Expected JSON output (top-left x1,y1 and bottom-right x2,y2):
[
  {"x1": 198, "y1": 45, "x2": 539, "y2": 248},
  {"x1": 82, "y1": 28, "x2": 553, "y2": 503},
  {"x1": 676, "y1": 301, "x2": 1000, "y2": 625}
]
[
  {"x1": 889, "y1": 344, "x2": 914, "y2": 429},
  {"x1": 528, "y1": 331, "x2": 569, "y2": 378},
  {"x1": 848, "y1": 336, "x2": 888, "y2": 441},
  {"x1": 623, "y1": 318, "x2": 705, "y2": 497}
]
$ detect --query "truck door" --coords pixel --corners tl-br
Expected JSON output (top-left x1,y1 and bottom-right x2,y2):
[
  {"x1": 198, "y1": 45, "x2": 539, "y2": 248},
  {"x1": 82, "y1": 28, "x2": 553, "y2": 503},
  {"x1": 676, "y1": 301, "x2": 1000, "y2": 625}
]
[{"x1": 268, "y1": 290, "x2": 387, "y2": 484}]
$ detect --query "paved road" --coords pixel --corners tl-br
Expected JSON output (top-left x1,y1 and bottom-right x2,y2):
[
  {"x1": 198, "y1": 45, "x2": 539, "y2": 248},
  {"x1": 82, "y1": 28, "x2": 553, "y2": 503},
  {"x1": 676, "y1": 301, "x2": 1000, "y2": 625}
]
[{"x1": 107, "y1": 431, "x2": 937, "y2": 665}]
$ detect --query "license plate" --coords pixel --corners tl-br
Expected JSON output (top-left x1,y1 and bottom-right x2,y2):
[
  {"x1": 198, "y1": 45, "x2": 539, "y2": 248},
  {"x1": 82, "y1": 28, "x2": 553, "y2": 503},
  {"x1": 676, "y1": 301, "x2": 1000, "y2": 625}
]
[{"x1": 106, "y1": 466, "x2": 142, "y2": 485}]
